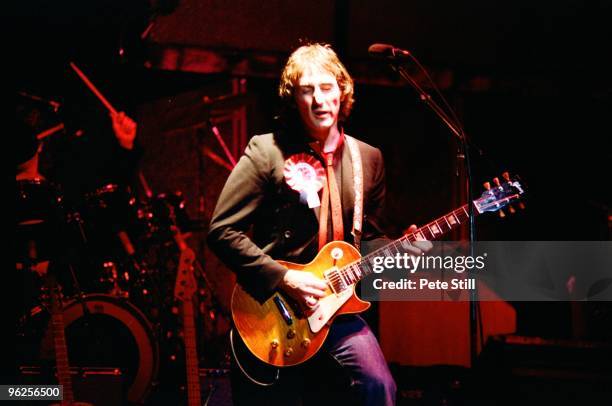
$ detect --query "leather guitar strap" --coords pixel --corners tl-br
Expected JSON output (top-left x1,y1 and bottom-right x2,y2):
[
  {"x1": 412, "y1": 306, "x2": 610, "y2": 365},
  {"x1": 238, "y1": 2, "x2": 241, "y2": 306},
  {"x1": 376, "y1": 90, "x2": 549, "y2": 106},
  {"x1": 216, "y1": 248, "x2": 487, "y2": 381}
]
[{"x1": 345, "y1": 135, "x2": 364, "y2": 252}]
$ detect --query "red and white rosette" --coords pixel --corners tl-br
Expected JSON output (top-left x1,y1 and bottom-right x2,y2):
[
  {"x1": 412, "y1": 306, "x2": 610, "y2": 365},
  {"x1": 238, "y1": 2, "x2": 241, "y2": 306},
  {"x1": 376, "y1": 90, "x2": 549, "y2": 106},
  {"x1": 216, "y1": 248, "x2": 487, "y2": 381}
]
[{"x1": 284, "y1": 153, "x2": 325, "y2": 208}]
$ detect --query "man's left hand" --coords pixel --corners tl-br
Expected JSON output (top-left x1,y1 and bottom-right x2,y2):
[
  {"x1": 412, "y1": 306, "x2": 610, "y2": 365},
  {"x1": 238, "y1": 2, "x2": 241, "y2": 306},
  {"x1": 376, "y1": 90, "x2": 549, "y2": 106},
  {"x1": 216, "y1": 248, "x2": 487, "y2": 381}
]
[{"x1": 404, "y1": 224, "x2": 433, "y2": 255}]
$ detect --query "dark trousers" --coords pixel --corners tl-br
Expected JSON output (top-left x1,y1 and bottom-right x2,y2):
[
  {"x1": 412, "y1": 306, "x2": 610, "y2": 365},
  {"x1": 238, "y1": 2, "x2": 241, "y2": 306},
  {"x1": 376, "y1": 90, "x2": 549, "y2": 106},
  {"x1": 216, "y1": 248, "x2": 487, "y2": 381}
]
[{"x1": 230, "y1": 315, "x2": 396, "y2": 405}]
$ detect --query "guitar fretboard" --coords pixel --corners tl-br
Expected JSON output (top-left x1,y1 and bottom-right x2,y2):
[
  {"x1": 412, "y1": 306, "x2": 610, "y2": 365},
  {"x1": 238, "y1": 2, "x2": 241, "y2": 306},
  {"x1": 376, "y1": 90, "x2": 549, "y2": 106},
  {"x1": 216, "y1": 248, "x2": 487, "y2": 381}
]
[
  {"x1": 51, "y1": 303, "x2": 75, "y2": 404},
  {"x1": 182, "y1": 299, "x2": 201, "y2": 406},
  {"x1": 327, "y1": 203, "x2": 473, "y2": 292}
]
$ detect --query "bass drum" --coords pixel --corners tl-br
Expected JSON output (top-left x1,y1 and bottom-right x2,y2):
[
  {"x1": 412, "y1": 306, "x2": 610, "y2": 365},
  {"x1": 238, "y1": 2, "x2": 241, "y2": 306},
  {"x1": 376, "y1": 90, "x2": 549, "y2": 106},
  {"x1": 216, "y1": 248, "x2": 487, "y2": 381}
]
[{"x1": 61, "y1": 294, "x2": 159, "y2": 404}]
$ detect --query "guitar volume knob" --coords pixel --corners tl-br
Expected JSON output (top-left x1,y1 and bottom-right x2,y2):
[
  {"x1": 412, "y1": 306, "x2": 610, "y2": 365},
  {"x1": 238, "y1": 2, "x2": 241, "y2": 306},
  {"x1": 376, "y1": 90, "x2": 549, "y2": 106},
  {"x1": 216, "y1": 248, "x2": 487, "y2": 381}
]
[
  {"x1": 301, "y1": 339, "x2": 311, "y2": 348},
  {"x1": 270, "y1": 340, "x2": 279, "y2": 349},
  {"x1": 284, "y1": 347, "x2": 294, "y2": 357}
]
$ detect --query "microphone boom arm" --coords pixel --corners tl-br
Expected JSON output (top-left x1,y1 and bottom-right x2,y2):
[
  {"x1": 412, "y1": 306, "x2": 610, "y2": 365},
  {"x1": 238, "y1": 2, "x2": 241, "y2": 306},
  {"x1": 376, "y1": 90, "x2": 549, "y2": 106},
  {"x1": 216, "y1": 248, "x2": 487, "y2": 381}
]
[
  {"x1": 392, "y1": 64, "x2": 464, "y2": 141},
  {"x1": 387, "y1": 58, "x2": 482, "y2": 368}
]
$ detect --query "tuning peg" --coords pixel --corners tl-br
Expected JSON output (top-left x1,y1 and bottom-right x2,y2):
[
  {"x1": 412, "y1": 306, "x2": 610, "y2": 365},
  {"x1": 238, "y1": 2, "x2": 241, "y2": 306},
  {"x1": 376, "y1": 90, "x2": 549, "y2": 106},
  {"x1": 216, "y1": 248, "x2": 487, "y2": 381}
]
[
  {"x1": 483, "y1": 181, "x2": 491, "y2": 190},
  {"x1": 493, "y1": 177, "x2": 501, "y2": 187},
  {"x1": 508, "y1": 204, "x2": 516, "y2": 214},
  {"x1": 518, "y1": 202, "x2": 526, "y2": 210},
  {"x1": 502, "y1": 172, "x2": 511, "y2": 182},
  {"x1": 498, "y1": 209, "x2": 506, "y2": 218}
]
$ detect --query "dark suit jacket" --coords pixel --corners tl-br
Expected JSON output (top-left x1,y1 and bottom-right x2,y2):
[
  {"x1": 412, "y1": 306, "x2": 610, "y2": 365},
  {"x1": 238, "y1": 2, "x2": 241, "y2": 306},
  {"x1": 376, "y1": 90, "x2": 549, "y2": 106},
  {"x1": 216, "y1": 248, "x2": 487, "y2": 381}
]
[{"x1": 207, "y1": 131, "x2": 387, "y2": 302}]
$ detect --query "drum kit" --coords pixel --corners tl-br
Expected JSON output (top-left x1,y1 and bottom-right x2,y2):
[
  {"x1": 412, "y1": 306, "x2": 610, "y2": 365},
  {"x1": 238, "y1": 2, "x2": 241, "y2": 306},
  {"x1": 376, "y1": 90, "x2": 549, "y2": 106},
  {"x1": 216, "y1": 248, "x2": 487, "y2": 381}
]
[
  {"x1": 17, "y1": 62, "x2": 235, "y2": 405},
  {"x1": 17, "y1": 175, "x2": 214, "y2": 404}
]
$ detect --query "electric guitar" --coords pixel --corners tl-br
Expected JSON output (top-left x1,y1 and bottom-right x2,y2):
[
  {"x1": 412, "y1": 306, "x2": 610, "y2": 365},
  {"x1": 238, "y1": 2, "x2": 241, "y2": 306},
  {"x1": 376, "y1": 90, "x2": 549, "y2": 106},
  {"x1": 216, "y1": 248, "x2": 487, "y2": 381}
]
[
  {"x1": 172, "y1": 227, "x2": 202, "y2": 406},
  {"x1": 42, "y1": 273, "x2": 93, "y2": 406},
  {"x1": 232, "y1": 172, "x2": 525, "y2": 367}
]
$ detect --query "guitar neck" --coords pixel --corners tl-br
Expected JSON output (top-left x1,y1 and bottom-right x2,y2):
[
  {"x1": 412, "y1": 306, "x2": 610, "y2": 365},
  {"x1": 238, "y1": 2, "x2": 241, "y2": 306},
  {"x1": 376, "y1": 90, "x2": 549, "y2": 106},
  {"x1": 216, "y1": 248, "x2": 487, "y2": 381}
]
[
  {"x1": 182, "y1": 299, "x2": 201, "y2": 406},
  {"x1": 331, "y1": 203, "x2": 477, "y2": 289},
  {"x1": 51, "y1": 309, "x2": 75, "y2": 404},
  {"x1": 173, "y1": 229, "x2": 203, "y2": 405}
]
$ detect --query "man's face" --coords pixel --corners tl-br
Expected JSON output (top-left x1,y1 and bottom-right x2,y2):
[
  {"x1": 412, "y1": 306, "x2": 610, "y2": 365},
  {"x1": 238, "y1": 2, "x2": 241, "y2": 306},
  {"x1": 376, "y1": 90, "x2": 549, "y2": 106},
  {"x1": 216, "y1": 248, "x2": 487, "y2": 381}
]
[{"x1": 294, "y1": 67, "x2": 342, "y2": 140}]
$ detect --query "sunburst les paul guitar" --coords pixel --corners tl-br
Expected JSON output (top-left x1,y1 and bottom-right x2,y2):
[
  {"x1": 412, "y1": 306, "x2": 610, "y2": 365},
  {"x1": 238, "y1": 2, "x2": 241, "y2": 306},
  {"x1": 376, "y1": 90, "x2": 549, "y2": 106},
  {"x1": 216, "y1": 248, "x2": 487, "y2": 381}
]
[{"x1": 232, "y1": 172, "x2": 525, "y2": 367}]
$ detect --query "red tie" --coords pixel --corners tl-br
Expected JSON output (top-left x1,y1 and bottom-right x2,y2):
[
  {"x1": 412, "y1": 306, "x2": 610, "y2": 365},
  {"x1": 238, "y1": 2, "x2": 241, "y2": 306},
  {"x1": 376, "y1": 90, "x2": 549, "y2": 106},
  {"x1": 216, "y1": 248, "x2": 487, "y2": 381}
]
[{"x1": 318, "y1": 151, "x2": 344, "y2": 249}]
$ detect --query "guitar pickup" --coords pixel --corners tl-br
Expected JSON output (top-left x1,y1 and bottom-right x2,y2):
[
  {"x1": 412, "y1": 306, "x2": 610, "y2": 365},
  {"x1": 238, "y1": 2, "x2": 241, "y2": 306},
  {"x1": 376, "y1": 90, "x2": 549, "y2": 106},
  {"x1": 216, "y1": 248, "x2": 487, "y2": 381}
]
[
  {"x1": 273, "y1": 295, "x2": 293, "y2": 326},
  {"x1": 323, "y1": 267, "x2": 346, "y2": 294}
]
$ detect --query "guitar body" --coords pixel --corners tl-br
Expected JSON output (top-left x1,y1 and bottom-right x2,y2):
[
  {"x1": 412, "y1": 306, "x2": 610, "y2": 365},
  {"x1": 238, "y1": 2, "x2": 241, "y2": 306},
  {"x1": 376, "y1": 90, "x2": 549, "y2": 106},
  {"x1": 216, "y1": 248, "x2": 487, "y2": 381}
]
[{"x1": 231, "y1": 241, "x2": 370, "y2": 367}]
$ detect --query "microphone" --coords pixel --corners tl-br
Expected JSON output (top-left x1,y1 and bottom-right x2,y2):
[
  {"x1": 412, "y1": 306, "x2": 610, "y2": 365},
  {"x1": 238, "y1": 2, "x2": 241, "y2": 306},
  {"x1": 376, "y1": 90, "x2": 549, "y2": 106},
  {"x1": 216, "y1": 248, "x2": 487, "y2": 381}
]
[{"x1": 368, "y1": 43, "x2": 412, "y2": 60}]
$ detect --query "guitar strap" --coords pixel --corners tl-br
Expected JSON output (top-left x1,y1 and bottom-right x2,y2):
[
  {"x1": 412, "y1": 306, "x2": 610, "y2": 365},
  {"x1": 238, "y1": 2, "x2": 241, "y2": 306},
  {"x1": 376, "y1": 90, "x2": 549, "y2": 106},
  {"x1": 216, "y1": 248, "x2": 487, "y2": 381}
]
[{"x1": 345, "y1": 135, "x2": 364, "y2": 252}]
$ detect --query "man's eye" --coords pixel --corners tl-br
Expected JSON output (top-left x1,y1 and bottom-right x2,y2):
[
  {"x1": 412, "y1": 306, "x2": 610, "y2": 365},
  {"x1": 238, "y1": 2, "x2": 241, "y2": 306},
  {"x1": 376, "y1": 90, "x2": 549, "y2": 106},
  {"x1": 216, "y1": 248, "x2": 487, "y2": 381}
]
[
  {"x1": 300, "y1": 87, "x2": 313, "y2": 95},
  {"x1": 320, "y1": 85, "x2": 333, "y2": 91}
]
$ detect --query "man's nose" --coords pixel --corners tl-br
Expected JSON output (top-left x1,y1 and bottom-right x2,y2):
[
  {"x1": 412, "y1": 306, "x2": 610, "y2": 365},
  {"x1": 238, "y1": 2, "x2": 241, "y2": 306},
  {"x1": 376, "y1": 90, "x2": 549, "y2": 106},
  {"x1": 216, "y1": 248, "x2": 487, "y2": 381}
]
[{"x1": 312, "y1": 88, "x2": 324, "y2": 105}]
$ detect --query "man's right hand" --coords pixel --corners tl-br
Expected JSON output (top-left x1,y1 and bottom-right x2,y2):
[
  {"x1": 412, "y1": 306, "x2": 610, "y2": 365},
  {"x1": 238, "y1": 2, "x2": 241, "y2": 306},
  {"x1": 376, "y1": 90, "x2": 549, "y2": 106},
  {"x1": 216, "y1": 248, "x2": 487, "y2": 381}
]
[
  {"x1": 278, "y1": 269, "x2": 327, "y2": 311},
  {"x1": 111, "y1": 111, "x2": 137, "y2": 150}
]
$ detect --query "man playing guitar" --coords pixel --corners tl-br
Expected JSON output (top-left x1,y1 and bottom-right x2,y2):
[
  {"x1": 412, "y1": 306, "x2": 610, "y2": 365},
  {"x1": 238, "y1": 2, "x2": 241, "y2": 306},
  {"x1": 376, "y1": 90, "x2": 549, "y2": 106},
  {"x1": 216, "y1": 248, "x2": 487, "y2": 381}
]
[{"x1": 207, "y1": 43, "x2": 431, "y2": 405}]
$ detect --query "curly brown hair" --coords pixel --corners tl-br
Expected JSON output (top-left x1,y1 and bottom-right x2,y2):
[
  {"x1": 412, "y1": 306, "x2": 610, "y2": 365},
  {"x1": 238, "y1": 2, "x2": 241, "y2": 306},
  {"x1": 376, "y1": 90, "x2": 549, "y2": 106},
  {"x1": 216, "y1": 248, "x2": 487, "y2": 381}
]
[{"x1": 278, "y1": 43, "x2": 355, "y2": 122}]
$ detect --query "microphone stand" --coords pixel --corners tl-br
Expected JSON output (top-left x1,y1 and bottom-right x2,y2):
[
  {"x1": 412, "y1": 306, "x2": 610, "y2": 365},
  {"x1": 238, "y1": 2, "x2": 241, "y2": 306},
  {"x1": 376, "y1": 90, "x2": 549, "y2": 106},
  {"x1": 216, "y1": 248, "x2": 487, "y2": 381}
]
[{"x1": 389, "y1": 61, "x2": 481, "y2": 367}]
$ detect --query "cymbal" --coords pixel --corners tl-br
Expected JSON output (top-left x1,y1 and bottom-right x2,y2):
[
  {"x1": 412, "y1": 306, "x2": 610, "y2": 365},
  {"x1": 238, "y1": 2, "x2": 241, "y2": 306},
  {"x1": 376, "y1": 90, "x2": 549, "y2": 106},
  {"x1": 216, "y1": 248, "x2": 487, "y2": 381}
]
[
  {"x1": 17, "y1": 90, "x2": 62, "y2": 113},
  {"x1": 202, "y1": 93, "x2": 250, "y2": 110}
]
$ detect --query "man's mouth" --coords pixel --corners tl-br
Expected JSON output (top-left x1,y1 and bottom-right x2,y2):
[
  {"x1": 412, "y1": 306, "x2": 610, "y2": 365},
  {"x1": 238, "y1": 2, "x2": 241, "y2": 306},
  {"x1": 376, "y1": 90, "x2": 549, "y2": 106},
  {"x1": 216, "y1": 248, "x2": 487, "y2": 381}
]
[{"x1": 313, "y1": 111, "x2": 329, "y2": 118}]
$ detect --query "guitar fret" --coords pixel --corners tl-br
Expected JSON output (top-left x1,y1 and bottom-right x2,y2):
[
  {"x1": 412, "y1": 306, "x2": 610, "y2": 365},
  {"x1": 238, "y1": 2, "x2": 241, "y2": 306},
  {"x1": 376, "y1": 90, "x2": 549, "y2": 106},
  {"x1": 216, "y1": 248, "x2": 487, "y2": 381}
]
[
  {"x1": 400, "y1": 237, "x2": 412, "y2": 249},
  {"x1": 350, "y1": 266, "x2": 358, "y2": 283},
  {"x1": 426, "y1": 224, "x2": 434, "y2": 237},
  {"x1": 419, "y1": 228, "x2": 431, "y2": 240},
  {"x1": 340, "y1": 269, "x2": 350, "y2": 286},
  {"x1": 442, "y1": 219, "x2": 451, "y2": 232},
  {"x1": 392, "y1": 241, "x2": 402, "y2": 255},
  {"x1": 346, "y1": 267, "x2": 354, "y2": 284},
  {"x1": 432, "y1": 221, "x2": 441, "y2": 235},
  {"x1": 362, "y1": 261, "x2": 371, "y2": 275}
]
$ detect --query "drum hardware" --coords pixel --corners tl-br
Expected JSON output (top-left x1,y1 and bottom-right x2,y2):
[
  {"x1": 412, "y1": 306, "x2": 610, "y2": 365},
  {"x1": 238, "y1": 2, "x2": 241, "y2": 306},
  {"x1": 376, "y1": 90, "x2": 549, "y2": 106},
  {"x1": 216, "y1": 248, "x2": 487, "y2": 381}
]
[{"x1": 99, "y1": 261, "x2": 130, "y2": 298}]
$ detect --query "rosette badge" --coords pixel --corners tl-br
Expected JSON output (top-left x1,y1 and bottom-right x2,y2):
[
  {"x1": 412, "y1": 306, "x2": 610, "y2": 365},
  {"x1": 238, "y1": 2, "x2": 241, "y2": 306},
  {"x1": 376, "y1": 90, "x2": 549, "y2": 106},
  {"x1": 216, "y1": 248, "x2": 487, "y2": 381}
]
[{"x1": 284, "y1": 153, "x2": 325, "y2": 208}]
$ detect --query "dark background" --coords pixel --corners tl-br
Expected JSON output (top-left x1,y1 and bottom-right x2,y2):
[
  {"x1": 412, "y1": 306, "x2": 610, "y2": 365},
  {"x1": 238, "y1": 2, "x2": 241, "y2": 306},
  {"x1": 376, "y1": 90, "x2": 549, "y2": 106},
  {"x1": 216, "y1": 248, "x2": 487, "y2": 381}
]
[{"x1": 12, "y1": 1, "x2": 612, "y2": 403}]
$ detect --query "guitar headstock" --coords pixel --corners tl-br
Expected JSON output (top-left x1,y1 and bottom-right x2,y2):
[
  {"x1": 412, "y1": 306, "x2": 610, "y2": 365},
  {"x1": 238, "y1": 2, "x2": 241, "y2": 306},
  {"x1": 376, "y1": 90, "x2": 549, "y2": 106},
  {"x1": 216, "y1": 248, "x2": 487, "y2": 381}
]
[{"x1": 474, "y1": 172, "x2": 526, "y2": 217}]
